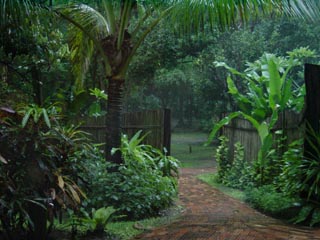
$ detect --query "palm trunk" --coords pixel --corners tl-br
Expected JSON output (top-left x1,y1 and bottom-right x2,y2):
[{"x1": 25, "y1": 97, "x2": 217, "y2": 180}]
[{"x1": 105, "y1": 78, "x2": 125, "y2": 164}]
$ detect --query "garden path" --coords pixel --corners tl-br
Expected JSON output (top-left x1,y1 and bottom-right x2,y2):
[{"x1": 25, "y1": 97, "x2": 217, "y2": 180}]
[{"x1": 134, "y1": 168, "x2": 320, "y2": 240}]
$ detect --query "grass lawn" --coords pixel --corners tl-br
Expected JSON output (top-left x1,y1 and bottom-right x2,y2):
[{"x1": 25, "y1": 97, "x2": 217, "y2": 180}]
[
  {"x1": 171, "y1": 129, "x2": 216, "y2": 168},
  {"x1": 197, "y1": 173, "x2": 246, "y2": 202}
]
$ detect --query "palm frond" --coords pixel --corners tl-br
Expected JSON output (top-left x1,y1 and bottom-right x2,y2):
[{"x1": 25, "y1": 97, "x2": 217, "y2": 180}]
[
  {"x1": 56, "y1": 3, "x2": 112, "y2": 91},
  {"x1": 58, "y1": 4, "x2": 110, "y2": 39},
  {"x1": 117, "y1": 0, "x2": 134, "y2": 50},
  {"x1": 283, "y1": 0, "x2": 320, "y2": 21},
  {"x1": 102, "y1": 0, "x2": 116, "y2": 35},
  {"x1": 1, "y1": 0, "x2": 30, "y2": 26},
  {"x1": 169, "y1": 0, "x2": 282, "y2": 34},
  {"x1": 0, "y1": 0, "x2": 41, "y2": 33}
]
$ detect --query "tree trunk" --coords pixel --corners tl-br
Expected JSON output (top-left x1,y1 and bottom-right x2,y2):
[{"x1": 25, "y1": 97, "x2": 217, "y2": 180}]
[
  {"x1": 27, "y1": 202, "x2": 47, "y2": 240},
  {"x1": 105, "y1": 78, "x2": 125, "y2": 164},
  {"x1": 304, "y1": 64, "x2": 320, "y2": 158}
]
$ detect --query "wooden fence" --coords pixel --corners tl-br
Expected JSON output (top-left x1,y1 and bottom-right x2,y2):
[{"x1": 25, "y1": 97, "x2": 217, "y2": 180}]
[
  {"x1": 221, "y1": 111, "x2": 304, "y2": 162},
  {"x1": 79, "y1": 109, "x2": 171, "y2": 154}
]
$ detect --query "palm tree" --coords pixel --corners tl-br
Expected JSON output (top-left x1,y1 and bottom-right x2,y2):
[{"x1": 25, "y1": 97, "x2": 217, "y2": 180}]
[{"x1": 56, "y1": 0, "x2": 288, "y2": 165}]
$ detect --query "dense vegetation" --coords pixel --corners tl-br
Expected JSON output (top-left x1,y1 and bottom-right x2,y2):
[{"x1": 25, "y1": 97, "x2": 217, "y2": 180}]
[
  {"x1": 1, "y1": 0, "x2": 320, "y2": 239},
  {"x1": 211, "y1": 48, "x2": 320, "y2": 226}
]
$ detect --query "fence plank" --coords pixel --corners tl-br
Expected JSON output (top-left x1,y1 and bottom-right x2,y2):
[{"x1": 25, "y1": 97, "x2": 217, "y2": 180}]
[
  {"x1": 79, "y1": 109, "x2": 171, "y2": 155},
  {"x1": 221, "y1": 111, "x2": 303, "y2": 161}
]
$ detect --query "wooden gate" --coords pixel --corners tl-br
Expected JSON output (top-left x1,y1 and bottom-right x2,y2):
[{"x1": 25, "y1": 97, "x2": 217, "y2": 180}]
[
  {"x1": 80, "y1": 109, "x2": 171, "y2": 154},
  {"x1": 122, "y1": 109, "x2": 171, "y2": 154}
]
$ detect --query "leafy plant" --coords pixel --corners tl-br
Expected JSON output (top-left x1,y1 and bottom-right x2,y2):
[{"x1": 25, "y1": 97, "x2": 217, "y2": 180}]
[
  {"x1": 77, "y1": 207, "x2": 116, "y2": 234},
  {"x1": 88, "y1": 88, "x2": 108, "y2": 118},
  {"x1": 102, "y1": 131, "x2": 180, "y2": 220},
  {"x1": 215, "y1": 138, "x2": 254, "y2": 189},
  {"x1": 209, "y1": 48, "x2": 313, "y2": 185},
  {"x1": 279, "y1": 139, "x2": 304, "y2": 196},
  {"x1": 223, "y1": 142, "x2": 254, "y2": 189},
  {"x1": 215, "y1": 136, "x2": 230, "y2": 182},
  {"x1": 281, "y1": 127, "x2": 320, "y2": 226},
  {"x1": 0, "y1": 104, "x2": 92, "y2": 239},
  {"x1": 245, "y1": 185, "x2": 297, "y2": 217}
]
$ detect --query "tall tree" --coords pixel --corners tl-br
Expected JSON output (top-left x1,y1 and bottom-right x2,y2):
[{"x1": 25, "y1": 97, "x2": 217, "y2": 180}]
[{"x1": 56, "y1": 0, "x2": 288, "y2": 164}]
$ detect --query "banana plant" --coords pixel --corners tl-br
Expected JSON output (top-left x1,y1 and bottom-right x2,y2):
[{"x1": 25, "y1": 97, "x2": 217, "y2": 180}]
[{"x1": 208, "y1": 48, "x2": 315, "y2": 184}]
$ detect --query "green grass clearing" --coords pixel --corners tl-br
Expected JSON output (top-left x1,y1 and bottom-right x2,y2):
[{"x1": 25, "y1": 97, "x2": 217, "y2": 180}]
[
  {"x1": 197, "y1": 172, "x2": 246, "y2": 202},
  {"x1": 171, "y1": 130, "x2": 216, "y2": 168}
]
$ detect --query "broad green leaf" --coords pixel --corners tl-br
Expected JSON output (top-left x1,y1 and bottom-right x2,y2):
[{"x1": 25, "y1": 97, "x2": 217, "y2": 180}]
[
  {"x1": 267, "y1": 58, "x2": 282, "y2": 109},
  {"x1": 293, "y1": 205, "x2": 313, "y2": 224},
  {"x1": 214, "y1": 61, "x2": 244, "y2": 76},
  {"x1": 93, "y1": 207, "x2": 116, "y2": 225},
  {"x1": 88, "y1": 102, "x2": 101, "y2": 117},
  {"x1": 227, "y1": 76, "x2": 238, "y2": 95},
  {"x1": 257, "y1": 122, "x2": 269, "y2": 143},
  {"x1": 261, "y1": 134, "x2": 273, "y2": 153},
  {"x1": 22, "y1": 108, "x2": 33, "y2": 128},
  {"x1": 252, "y1": 108, "x2": 266, "y2": 122},
  {"x1": 280, "y1": 78, "x2": 293, "y2": 110},
  {"x1": 239, "y1": 112, "x2": 260, "y2": 130},
  {"x1": 269, "y1": 110, "x2": 279, "y2": 128},
  {"x1": 207, "y1": 112, "x2": 241, "y2": 144},
  {"x1": 33, "y1": 107, "x2": 40, "y2": 123},
  {"x1": 310, "y1": 208, "x2": 320, "y2": 226},
  {"x1": 42, "y1": 108, "x2": 51, "y2": 128}
]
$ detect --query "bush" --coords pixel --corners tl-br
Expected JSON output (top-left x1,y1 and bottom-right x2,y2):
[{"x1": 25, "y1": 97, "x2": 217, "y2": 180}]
[
  {"x1": 245, "y1": 185, "x2": 297, "y2": 217},
  {"x1": 215, "y1": 137, "x2": 254, "y2": 188},
  {"x1": 215, "y1": 136, "x2": 230, "y2": 182},
  {"x1": 277, "y1": 130, "x2": 320, "y2": 226},
  {"x1": 0, "y1": 105, "x2": 91, "y2": 239},
  {"x1": 109, "y1": 132, "x2": 179, "y2": 219},
  {"x1": 223, "y1": 142, "x2": 254, "y2": 189},
  {"x1": 82, "y1": 131, "x2": 180, "y2": 220}
]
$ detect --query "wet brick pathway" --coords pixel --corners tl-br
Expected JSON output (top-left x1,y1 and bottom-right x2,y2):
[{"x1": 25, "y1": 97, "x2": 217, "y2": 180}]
[{"x1": 135, "y1": 168, "x2": 320, "y2": 240}]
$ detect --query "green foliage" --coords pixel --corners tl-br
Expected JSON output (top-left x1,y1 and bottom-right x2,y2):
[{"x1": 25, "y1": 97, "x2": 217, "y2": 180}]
[
  {"x1": 87, "y1": 88, "x2": 108, "y2": 118},
  {"x1": 215, "y1": 136, "x2": 230, "y2": 182},
  {"x1": 77, "y1": 207, "x2": 116, "y2": 234},
  {"x1": 107, "y1": 131, "x2": 179, "y2": 219},
  {"x1": 277, "y1": 128, "x2": 320, "y2": 226},
  {"x1": 279, "y1": 139, "x2": 304, "y2": 196},
  {"x1": 245, "y1": 185, "x2": 297, "y2": 216},
  {"x1": 81, "y1": 131, "x2": 179, "y2": 220},
  {"x1": 215, "y1": 138, "x2": 254, "y2": 189},
  {"x1": 210, "y1": 49, "x2": 312, "y2": 185},
  {"x1": 1, "y1": 1, "x2": 71, "y2": 107},
  {"x1": 0, "y1": 104, "x2": 91, "y2": 237},
  {"x1": 223, "y1": 142, "x2": 254, "y2": 189},
  {"x1": 292, "y1": 204, "x2": 320, "y2": 227}
]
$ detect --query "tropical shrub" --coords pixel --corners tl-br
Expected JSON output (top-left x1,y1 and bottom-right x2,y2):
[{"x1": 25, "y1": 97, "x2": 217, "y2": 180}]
[
  {"x1": 0, "y1": 104, "x2": 90, "y2": 239},
  {"x1": 278, "y1": 139, "x2": 304, "y2": 197},
  {"x1": 109, "y1": 132, "x2": 179, "y2": 219},
  {"x1": 278, "y1": 127, "x2": 320, "y2": 226},
  {"x1": 215, "y1": 136, "x2": 230, "y2": 182},
  {"x1": 245, "y1": 185, "x2": 297, "y2": 217},
  {"x1": 223, "y1": 142, "x2": 254, "y2": 189},
  {"x1": 215, "y1": 138, "x2": 254, "y2": 189}
]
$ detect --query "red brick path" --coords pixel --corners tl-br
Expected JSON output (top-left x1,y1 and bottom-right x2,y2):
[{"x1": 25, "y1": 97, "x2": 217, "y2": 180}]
[{"x1": 135, "y1": 168, "x2": 320, "y2": 240}]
